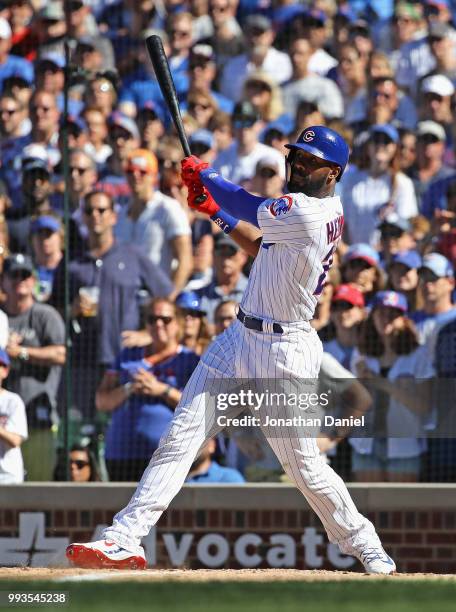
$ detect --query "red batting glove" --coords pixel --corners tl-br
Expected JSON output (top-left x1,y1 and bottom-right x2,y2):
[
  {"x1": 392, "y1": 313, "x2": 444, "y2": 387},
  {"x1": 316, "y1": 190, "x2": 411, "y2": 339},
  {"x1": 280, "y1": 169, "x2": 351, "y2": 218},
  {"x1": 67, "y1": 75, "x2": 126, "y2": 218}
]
[
  {"x1": 187, "y1": 183, "x2": 220, "y2": 217},
  {"x1": 181, "y1": 155, "x2": 209, "y2": 186}
]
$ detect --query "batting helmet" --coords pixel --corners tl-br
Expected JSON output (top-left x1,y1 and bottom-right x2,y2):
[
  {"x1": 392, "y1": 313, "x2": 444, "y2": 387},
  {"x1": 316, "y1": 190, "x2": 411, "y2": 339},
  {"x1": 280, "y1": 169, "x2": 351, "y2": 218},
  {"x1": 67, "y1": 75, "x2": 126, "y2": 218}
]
[{"x1": 285, "y1": 126, "x2": 350, "y2": 181}]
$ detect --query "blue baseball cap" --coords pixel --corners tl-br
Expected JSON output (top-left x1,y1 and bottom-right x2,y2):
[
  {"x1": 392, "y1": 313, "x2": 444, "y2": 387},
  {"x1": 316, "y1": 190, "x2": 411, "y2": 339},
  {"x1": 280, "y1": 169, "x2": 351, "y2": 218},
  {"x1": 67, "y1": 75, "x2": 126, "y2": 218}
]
[
  {"x1": 175, "y1": 291, "x2": 206, "y2": 315},
  {"x1": 420, "y1": 253, "x2": 454, "y2": 278},
  {"x1": 36, "y1": 52, "x2": 65, "y2": 69},
  {"x1": 189, "y1": 129, "x2": 215, "y2": 149},
  {"x1": 370, "y1": 124, "x2": 399, "y2": 144},
  {"x1": 0, "y1": 348, "x2": 10, "y2": 367},
  {"x1": 389, "y1": 250, "x2": 422, "y2": 270},
  {"x1": 138, "y1": 101, "x2": 166, "y2": 125},
  {"x1": 372, "y1": 291, "x2": 408, "y2": 313},
  {"x1": 343, "y1": 243, "x2": 380, "y2": 267},
  {"x1": 261, "y1": 115, "x2": 294, "y2": 141},
  {"x1": 30, "y1": 215, "x2": 61, "y2": 234}
]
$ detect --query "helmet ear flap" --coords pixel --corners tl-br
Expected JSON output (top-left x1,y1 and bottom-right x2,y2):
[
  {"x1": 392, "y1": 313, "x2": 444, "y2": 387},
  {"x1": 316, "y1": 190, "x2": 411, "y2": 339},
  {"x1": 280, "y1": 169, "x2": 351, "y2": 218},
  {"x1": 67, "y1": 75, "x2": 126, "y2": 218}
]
[{"x1": 285, "y1": 149, "x2": 296, "y2": 191}]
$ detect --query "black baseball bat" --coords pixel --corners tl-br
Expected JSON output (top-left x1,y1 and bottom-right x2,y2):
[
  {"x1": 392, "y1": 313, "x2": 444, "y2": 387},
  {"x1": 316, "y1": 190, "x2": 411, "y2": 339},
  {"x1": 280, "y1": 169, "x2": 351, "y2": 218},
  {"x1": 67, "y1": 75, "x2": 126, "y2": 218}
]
[
  {"x1": 145, "y1": 35, "x2": 206, "y2": 203},
  {"x1": 145, "y1": 35, "x2": 191, "y2": 157}
]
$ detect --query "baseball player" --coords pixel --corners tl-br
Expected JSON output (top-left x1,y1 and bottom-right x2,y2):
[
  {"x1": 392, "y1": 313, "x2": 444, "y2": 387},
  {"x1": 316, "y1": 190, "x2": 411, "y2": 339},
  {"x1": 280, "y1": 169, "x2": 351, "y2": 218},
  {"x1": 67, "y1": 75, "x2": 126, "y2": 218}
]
[{"x1": 66, "y1": 126, "x2": 396, "y2": 574}]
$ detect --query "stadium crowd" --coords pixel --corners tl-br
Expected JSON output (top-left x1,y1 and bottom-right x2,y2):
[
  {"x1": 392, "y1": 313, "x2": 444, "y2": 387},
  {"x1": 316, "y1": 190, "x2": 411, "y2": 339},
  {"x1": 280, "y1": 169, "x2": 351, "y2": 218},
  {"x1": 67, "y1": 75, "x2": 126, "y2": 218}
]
[{"x1": 0, "y1": 0, "x2": 456, "y2": 485}]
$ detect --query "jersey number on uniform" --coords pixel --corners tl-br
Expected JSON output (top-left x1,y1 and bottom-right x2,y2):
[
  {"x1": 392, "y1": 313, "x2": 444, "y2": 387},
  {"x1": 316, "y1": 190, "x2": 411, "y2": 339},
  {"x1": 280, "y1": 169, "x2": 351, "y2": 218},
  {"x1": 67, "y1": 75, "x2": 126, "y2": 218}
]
[{"x1": 313, "y1": 245, "x2": 336, "y2": 296}]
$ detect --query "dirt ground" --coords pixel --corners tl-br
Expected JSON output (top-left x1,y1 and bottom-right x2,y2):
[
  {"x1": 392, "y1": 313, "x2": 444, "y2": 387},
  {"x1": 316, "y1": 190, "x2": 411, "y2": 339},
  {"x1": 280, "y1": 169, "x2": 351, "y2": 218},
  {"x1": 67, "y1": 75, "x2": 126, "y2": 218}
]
[{"x1": 0, "y1": 567, "x2": 455, "y2": 583}]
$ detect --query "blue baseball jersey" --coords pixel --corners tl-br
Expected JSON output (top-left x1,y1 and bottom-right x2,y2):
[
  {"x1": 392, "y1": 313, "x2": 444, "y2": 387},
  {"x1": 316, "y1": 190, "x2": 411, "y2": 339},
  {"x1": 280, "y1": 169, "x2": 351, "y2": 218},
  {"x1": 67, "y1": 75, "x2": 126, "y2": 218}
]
[{"x1": 104, "y1": 345, "x2": 200, "y2": 460}]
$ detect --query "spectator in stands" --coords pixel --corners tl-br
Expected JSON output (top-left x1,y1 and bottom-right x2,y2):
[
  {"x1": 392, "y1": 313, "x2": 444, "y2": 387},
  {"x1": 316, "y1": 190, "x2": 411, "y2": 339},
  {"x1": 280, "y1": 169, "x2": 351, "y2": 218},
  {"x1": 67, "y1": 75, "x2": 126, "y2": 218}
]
[
  {"x1": 54, "y1": 442, "x2": 102, "y2": 482},
  {"x1": 186, "y1": 87, "x2": 218, "y2": 130},
  {"x1": 206, "y1": 0, "x2": 244, "y2": 70},
  {"x1": 411, "y1": 120, "x2": 454, "y2": 210},
  {"x1": 282, "y1": 37, "x2": 343, "y2": 121},
  {"x1": 341, "y1": 124, "x2": 418, "y2": 246},
  {"x1": 328, "y1": 43, "x2": 366, "y2": 126},
  {"x1": 176, "y1": 291, "x2": 211, "y2": 355},
  {"x1": 0, "y1": 16, "x2": 33, "y2": 90},
  {"x1": 2, "y1": 253, "x2": 65, "y2": 481},
  {"x1": 30, "y1": 215, "x2": 63, "y2": 304},
  {"x1": 84, "y1": 74, "x2": 118, "y2": 119},
  {"x1": 8, "y1": 156, "x2": 53, "y2": 253},
  {"x1": 387, "y1": 249, "x2": 422, "y2": 311},
  {"x1": 50, "y1": 190, "x2": 173, "y2": 420},
  {"x1": 419, "y1": 74, "x2": 454, "y2": 136},
  {"x1": 8, "y1": 0, "x2": 37, "y2": 62},
  {"x1": 288, "y1": 8, "x2": 338, "y2": 76},
  {"x1": 427, "y1": 21, "x2": 456, "y2": 84},
  {"x1": 378, "y1": 215, "x2": 417, "y2": 264},
  {"x1": 167, "y1": 11, "x2": 194, "y2": 74},
  {"x1": 351, "y1": 291, "x2": 432, "y2": 482},
  {"x1": 97, "y1": 112, "x2": 140, "y2": 207},
  {"x1": 413, "y1": 252, "x2": 456, "y2": 341},
  {"x1": 67, "y1": 0, "x2": 115, "y2": 71},
  {"x1": 0, "y1": 348, "x2": 27, "y2": 484},
  {"x1": 197, "y1": 233, "x2": 248, "y2": 323},
  {"x1": 208, "y1": 110, "x2": 232, "y2": 153},
  {"x1": 35, "y1": 2, "x2": 67, "y2": 57},
  {"x1": 97, "y1": 297, "x2": 200, "y2": 482},
  {"x1": 323, "y1": 284, "x2": 366, "y2": 369},
  {"x1": 214, "y1": 299, "x2": 237, "y2": 335},
  {"x1": 115, "y1": 149, "x2": 192, "y2": 290},
  {"x1": 188, "y1": 129, "x2": 217, "y2": 164},
  {"x1": 0, "y1": 92, "x2": 30, "y2": 165},
  {"x1": 188, "y1": 43, "x2": 233, "y2": 114},
  {"x1": 220, "y1": 14, "x2": 292, "y2": 102},
  {"x1": 365, "y1": 76, "x2": 418, "y2": 131},
  {"x1": 186, "y1": 438, "x2": 244, "y2": 482},
  {"x1": 213, "y1": 101, "x2": 284, "y2": 185},
  {"x1": 249, "y1": 158, "x2": 284, "y2": 199},
  {"x1": 341, "y1": 244, "x2": 385, "y2": 303},
  {"x1": 82, "y1": 107, "x2": 112, "y2": 168},
  {"x1": 241, "y1": 71, "x2": 286, "y2": 123},
  {"x1": 29, "y1": 90, "x2": 60, "y2": 166},
  {"x1": 398, "y1": 128, "x2": 417, "y2": 176},
  {"x1": 34, "y1": 54, "x2": 65, "y2": 106},
  {"x1": 137, "y1": 103, "x2": 166, "y2": 155}
]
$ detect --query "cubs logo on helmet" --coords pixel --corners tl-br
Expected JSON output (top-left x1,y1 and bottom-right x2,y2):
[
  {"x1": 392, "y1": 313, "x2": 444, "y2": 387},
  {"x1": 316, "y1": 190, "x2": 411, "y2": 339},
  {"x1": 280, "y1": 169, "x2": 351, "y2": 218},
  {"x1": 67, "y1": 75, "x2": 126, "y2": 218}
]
[
  {"x1": 302, "y1": 130, "x2": 315, "y2": 142},
  {"x1": 269, "y1": 195, "x2": 293, "y2": 217}
]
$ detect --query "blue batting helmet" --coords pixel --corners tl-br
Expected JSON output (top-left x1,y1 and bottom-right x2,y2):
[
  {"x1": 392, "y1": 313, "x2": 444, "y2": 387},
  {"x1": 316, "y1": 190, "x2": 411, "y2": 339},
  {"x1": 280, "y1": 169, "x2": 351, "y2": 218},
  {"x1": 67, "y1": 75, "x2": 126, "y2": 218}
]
[
  {"x1": 175, "y1": 291, "x2": 207, "y2": 315},
  {"x1": 285, "y1": 126, "x2": 350, "y2": 181}
]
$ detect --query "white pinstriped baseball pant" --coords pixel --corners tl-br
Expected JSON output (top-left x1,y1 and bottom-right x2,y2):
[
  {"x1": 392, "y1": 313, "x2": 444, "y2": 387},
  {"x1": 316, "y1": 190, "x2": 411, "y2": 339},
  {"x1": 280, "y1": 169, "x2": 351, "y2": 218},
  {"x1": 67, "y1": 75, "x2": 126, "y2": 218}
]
[{"x1": 103, "y1": 319, "x2": 377, "y2": 556}]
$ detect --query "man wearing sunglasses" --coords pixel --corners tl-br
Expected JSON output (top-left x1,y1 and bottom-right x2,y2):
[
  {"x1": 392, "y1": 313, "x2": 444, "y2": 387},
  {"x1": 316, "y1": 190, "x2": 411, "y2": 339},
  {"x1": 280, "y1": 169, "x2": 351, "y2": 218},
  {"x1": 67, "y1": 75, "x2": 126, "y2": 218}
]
[
  {"x1": 1, "y1": 253, "x2": 65, "y2": 481},
  {"x1": 68, "y1": 126, "x2": 396, "y2": 575}
]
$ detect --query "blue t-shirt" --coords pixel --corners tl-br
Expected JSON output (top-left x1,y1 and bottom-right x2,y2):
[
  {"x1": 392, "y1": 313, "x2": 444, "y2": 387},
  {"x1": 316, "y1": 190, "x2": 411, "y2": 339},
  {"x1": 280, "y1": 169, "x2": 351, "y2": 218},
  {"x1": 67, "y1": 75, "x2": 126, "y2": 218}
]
[
  {"x1": 186, "y1": 460, "x2": 245, "y2": 483},
  {"x1": 105, "y1": 345, "x2": 200, "y2": 460}
]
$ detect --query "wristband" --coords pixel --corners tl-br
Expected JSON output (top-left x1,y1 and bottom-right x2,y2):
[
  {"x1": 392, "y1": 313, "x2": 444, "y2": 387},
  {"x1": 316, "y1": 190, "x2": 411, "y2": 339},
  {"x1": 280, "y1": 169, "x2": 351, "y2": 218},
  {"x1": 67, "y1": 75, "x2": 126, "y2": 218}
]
[
  {"x1": 210, "y1": 209, "x2": 239, "y2": 234},
  {"x1": 162, "y1": 385, "x2": 172, "y2": 398}
]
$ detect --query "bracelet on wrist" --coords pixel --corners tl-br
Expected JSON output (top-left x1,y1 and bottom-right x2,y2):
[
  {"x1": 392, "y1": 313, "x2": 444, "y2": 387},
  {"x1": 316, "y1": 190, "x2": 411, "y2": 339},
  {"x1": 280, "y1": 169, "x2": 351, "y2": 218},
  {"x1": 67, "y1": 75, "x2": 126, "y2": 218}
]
[
  {"x1": 18, "y1": 347, "x2": 29, "y2": 362},
  {"x1": 162, "y1": 384, "x2": 172, "y2": 398},
  {"x1": 123, "y1": 382, "x2": 133, "y2": 397}
]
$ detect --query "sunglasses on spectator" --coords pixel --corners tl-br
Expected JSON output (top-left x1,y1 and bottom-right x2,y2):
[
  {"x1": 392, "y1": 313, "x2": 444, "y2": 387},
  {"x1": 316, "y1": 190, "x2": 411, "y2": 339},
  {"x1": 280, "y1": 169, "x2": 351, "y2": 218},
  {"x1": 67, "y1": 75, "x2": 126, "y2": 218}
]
[
  {"x1": 83, "y1": 205, "x2": 111, "y2": 215},
  {"x1": 126, "y1": 167, "x2": 150, "y2": 176},
  {"x1": 258, "y1": 167, "x2": 277, "y2": 179},
  {"x1": 380, "y1": 226, "x2": 404, "y2": 239},
  {"x1": 210, "y1": 4, "x2": 229, "y2": 13},
  {"x1": 70, "y1": 459, "x2": 90, "y2": 469},
  {"x1": 189, "y1": 102, "x2": 212, "y2": 111},
  {"x1": 32, "y1": 105, "x2": 53, "y2": 113},
  {"x1": 346, "y1": 258, "x2": 373, "y2": 271},
  {"x1": 180, "y1": 308, "x2": 204, "y2": 319},
  {"x1": 147, "y1": 315, "x2": 175, "y2": 325},
  {"x1": 111, "y1": 129, "x2": 133, "y2": 140},
  {"x1": 191, "y1": 143, "x2": 211, "y2": 156},
  {"x1": 417, "y1": 134, "x2": 441, "y2": 145},
  {"x1": 7, "y1": 270, "x2": 32, "y2": 281},
  {"x1": 371, "y1": 134, "x2": 395, "y2": 146},
  {"x1": 170, "y1": 29, "x2": 191, "y2": 38},
  {"x1": 0, "y1": 107, "x2": 20, "y2": 116},
  {"x1": 233, "y1": 119, "x2": 256, "y2": 129},
  {"x1": 331, "y1": 301, "x2": 355, "y2": 312},
  {"x1": 418, "y1": 269, "x2": 440, "y2": 283},
  {"x1": 71, "y1": 166, "x2": 91, "y2": 175}
]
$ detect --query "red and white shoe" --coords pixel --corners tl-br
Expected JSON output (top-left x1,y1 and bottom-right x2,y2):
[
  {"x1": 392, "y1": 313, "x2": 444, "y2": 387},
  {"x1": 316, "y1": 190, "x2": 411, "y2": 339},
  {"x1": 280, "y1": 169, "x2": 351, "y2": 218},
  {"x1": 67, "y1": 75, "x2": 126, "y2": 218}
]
[{"x1": 66, "y1": 539, "x2": 147, "y2": 570}]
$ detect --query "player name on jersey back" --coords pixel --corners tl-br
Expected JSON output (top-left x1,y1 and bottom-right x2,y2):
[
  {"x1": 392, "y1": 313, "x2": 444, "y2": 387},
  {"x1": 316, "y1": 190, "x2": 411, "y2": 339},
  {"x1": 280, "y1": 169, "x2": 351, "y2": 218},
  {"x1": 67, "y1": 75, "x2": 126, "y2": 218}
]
[{"x1": 240, "y1": 192, "x2": 344, "y2": 324}]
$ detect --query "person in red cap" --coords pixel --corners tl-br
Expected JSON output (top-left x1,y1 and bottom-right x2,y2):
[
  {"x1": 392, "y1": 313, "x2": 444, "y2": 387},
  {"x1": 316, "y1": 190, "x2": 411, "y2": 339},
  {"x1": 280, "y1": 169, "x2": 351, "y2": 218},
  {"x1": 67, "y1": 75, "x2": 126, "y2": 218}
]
[{"x1": 324, "y1": 284, "x2": 366, "y2": 370}]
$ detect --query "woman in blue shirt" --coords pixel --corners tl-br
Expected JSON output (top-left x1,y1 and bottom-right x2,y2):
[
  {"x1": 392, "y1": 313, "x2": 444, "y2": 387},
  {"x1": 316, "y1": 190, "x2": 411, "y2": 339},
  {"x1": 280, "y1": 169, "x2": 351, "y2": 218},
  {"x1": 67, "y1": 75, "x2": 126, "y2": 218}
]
[{"x1": 96, "y1": 297, "x2": 200, "y2": 481}]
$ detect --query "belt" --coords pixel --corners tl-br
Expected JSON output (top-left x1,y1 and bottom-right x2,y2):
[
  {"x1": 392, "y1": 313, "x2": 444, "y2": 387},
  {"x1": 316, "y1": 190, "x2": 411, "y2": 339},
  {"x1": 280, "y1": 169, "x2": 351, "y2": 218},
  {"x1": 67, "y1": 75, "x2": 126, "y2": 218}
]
[{"x1": 237, "y1": 308, "x2": 283, "y2": 334}]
